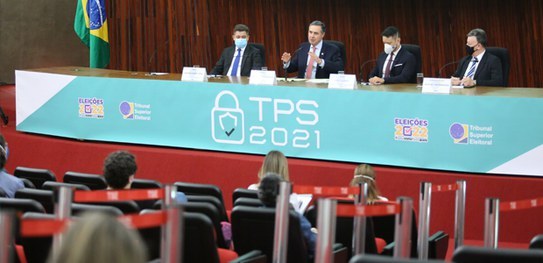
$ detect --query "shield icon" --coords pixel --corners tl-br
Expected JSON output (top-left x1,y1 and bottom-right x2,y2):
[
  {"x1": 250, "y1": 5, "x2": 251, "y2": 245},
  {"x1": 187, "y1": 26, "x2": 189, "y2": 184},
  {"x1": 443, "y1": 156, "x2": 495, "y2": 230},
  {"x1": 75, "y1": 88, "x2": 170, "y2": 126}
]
[{"x1": 219, "y1": 112, "x2": 238, "y2": 137}]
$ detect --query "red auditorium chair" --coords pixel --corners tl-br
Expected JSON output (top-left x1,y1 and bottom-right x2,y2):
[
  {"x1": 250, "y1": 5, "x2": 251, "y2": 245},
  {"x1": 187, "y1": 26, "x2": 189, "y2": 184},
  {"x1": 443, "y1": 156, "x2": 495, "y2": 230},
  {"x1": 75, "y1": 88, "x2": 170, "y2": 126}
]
[
  {"x1": 174, "y1": 182, "x2": 229, "y2": 222},
  {"x1": 232, "y1": 188, "x2": 259, "y2": 206},
  {"x1": 63, "y1": 171, "x2": 107, "y2": 190},
  {"x1": 349, "y1": 254, "x2": 444, "y2": 263},
  {"x1": 131, "y1": 178, "x2": 162, "y2": 189},
  {"x1": 231, "y1": 205, "x2": 348, "y2": 263},
  {"x1": 530, "y1": 234, "x2": 543, "y2": 249},
  {"x1": 14, "y1": 188, "x2": 55, "y2": 214},
  {"x1": 14, "y1": 166, "x2": 56, "y2": 189},
  {"x1": 452, "y1": 246, "x2": 543, "y2": 263},
  {"x1": 0, "y1": 198, "x2": 45, "y2": 214},
  {"x1": 42, "y1": 181, "x2": 90, "y2": 191}
]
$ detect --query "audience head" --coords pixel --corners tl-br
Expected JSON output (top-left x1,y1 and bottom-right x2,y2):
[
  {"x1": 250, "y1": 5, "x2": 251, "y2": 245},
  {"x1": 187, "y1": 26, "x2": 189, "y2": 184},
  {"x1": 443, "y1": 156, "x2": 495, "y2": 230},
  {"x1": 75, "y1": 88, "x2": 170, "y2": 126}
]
[
  {"x1": 308, "y1": 20, "x2": 326, "y2": 46},
  {"x1": 232, "y1": 24, "x2": 250, "y2": 49},
  {"x1": 103, "y1": 150, "x2": 137, "y2": 189},
  {"x1": 257, "y1": 173, "x2": 283, "y2": 207},
  {"x1": 381, "y1": 26, "x2": 401, "y2": 54},
  {"x1": 0, "y1": 134, "x2": 7, "y2": 169},
  {"x1": 350, "y1": 164, "x2": 381, "y2": 202},
  {"x1": 258, "y1": 150, "x2": 289, "y2": 181},
  {"x1": 50, "y1": 212, "x2": 147, "y2": 263}
]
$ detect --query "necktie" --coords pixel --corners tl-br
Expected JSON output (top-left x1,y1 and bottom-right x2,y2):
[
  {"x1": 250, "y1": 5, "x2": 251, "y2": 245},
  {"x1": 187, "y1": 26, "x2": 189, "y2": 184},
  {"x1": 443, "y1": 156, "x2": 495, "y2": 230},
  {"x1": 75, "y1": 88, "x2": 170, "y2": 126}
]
[
  {"x1": 305, "y1": 46, "x2": 317, "y2": 79},
  {"x1": 384, "y1": 53, "x2": 395, "y2": 78},
  {"x1": 230, "y1": 48, "x2": 242, "y2": 76},
  {"x1": 465, "y1": 57, "x2": 478, "y2": 79}
]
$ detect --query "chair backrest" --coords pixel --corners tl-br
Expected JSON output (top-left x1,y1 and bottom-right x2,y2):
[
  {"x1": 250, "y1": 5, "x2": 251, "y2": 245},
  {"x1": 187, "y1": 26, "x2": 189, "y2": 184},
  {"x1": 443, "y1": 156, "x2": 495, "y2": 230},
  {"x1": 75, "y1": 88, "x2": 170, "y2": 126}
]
[
  {"x1": 20, "y1": 212, "x2": 57, "y2": 263},
  {"x1": 349, "y1": 254, "x2": 445, "y2": 263},
  {"x1": 452, "y1": 246, "x2": 543, "y2": 263},
  {"x1": 530, "y1": 234, "x2": 543, "y2": 249},
  {"x1": 0, "y1": 197, "x2": 45, "y2": 213},
  {"x1": 324, "y1": 40, "x2": 347, "y2": 68},
  {"x1": 231, "y1": 205, "x2": 308, "y2": 263},
  {"x1": 248, "y1": 43, "x2": 266, "y2": 66},
  {"x1": 14, "y1": 166, "x2": 56, "y2": 189},
  {"x1": 185, "y1": 195, "x2": 228, "y2": 222},
  {"x1": 428, "y1": 231, "x2": 449, "y2": 259},
  {"x1": 371, "y1": 204, "x2": 418, "y2": 258},
  {"x1": 78, "y1": 200, "x2": 140, "y2": 214},
  {"x1": 14, "y1": 188, "x2": 55, "y2": 214},
  {"x1": 131, "y1": 178, "x2": 162, "y2": 189},
  {"x1": 184, "y1": 202, "x2": 229, "y2": 249},
  {"x1": 304, "y1": 199, "x2": 380, "y2": 258},
  {"x1": 174, "y1": 182, "x2": 228, "y2": 221},
  {"x1": 71, "y1": 203, "x2": 123, "y2": 216},
  {"x1": 485, "y1": 46, "x2": 510, "y2": 86},
  {"x1": 234, "y1": 197, "x2": 264, "y2": 207},
  {"x1": 233, "y1": 188, "x2": 259, "y2": 206},
  {"x1": 20, "y1": 178, "x2": 36, "y2": 189},
  {"x1": 63, "y1": 171, "x2": 107, "y2": 190},
  {"x1": 402, "y1": 44, "x2": 422, "y2": 82},
  {"x1": 184, "y1": 212, "x2": 221, "y2": 263},
  {"x1": 42, "y1": 181, "x2": 91, "y2": 191}
]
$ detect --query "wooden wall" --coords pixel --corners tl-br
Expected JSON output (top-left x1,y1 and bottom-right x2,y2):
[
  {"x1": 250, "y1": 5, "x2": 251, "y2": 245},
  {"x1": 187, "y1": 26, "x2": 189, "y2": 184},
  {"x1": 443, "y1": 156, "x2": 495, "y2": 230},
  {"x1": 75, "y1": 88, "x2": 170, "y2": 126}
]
[{"x1": 108, "y1": 0, "x2": 543, "y2": 88}]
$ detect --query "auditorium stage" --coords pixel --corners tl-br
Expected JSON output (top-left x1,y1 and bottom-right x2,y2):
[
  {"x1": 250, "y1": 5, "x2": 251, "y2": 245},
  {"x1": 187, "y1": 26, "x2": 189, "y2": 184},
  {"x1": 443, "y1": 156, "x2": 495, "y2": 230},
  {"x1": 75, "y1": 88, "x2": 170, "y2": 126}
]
[{"x1": 1, "y1": 84, "x2": 542, "y2": 249}]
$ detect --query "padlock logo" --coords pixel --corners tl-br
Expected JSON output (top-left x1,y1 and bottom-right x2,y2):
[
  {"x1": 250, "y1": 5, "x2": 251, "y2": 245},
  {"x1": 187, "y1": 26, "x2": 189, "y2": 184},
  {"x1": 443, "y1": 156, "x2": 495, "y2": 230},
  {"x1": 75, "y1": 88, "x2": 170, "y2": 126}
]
[{"x1": 211, "y1": 90, "x2": 245, "y2": 144}]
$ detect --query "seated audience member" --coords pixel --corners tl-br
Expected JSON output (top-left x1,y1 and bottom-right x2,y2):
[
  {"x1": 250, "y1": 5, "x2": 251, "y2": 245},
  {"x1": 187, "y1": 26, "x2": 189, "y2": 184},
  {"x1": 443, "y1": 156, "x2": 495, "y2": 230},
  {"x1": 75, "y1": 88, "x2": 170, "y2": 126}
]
[
  {"x1": 210, "y1": 24, "x2": 263, "y2": 76},
  {"x1": 248, "y1": 150, "x2": 290, "y2": 190},
  {"x1": 368, "y1": 26, "x2": 416, "y2": 85},
  {"x1": 258, "y1": 173, "x2": 317, "y2": 258},
  {"x1": 350, "y1": 163, "x2": 388, "y2": 203},
  {"x1": 451, "y1": 28, "x2": 503, "y2": 87},
  {"x1": 281, "y1": 20, "x2": 344, "y2": 79},
  {"x1": 103, "y1": 151, "x2": 186, "y2": 204},
  {"x1": 49, "y1": 212, "x2": 147, "y2": 263},
  {"x1": 0, "y1": 134, "x2": 24, "y2": 197}
]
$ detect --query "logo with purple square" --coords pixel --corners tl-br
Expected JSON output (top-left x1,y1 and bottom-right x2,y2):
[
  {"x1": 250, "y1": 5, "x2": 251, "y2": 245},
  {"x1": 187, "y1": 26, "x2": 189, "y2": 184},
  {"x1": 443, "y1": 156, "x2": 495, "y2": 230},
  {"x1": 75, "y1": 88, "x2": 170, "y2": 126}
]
[
  {"x1": 394, "y1": 117, "x2": 429, "y2": 143},
  {"x1": 449, "y1": 123, "x2": 469, "y2": 144},
  {"x1": 119, "y1": 101, "x2": 134, "y2": 119}
]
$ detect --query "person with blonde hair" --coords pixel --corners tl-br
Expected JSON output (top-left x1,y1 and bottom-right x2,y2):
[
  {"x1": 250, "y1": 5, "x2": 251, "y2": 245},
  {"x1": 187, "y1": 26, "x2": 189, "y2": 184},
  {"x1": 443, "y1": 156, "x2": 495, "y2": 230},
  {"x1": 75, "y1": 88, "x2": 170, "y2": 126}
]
[
  {"x1": 350, "y1": 164, "x2": 388, "y2": 203},
  {"x1": 49, "y1": 212, "x2": 147, "y2": 263},
  {"x1": 249, "y1": 150, "x2": 289, "y2": 190}
]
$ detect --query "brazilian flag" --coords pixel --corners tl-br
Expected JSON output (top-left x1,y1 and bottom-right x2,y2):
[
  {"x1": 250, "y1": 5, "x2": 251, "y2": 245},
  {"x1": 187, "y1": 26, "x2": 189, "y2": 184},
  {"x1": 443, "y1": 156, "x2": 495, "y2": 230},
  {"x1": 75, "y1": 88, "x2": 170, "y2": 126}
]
[{"x1": 74, "y1": 0, "x2": 110, "y2": 68}]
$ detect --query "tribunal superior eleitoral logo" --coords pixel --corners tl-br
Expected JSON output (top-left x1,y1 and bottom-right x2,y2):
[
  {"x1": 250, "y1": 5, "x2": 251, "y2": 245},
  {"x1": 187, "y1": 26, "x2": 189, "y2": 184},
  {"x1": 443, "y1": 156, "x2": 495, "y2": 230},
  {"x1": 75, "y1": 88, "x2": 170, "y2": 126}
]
[
  {"x1": 211, "y1": 90, "x2": 245, "y2": 144},
  {"x1": 449, "y1": 122, "x2": 493, "y2": 145}
]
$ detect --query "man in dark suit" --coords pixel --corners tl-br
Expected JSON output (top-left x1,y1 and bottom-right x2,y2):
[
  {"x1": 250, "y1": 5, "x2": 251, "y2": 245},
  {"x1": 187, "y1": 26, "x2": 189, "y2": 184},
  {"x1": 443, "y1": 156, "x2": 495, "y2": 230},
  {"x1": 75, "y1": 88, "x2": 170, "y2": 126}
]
[
  {"x1": 281, "y1": 20, "x2": 344, "y2": 79},
  {"x1": 211, "y1": 24, "x2": 263, "y2": 76},
  {"x1": 369, "y1": 26, "x2": 416, "y2": 85},
  {"x1": 452, "y1": 28, "x2": 503, "y2": 87}
]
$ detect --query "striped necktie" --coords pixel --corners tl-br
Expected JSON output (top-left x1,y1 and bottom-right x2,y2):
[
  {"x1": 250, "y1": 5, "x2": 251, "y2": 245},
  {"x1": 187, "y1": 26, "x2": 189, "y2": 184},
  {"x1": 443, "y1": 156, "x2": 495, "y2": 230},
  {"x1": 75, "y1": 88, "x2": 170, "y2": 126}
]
[{"x1": 465, "y1": 57, "x2": 478, "y2": 79}]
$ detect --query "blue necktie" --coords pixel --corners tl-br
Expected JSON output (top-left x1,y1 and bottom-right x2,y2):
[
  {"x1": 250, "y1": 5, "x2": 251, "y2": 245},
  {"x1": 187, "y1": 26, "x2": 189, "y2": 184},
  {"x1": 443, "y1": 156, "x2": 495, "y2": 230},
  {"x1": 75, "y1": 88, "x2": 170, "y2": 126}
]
[
  {"x1": 465, "y1": 57, "x2": 478, "y2": 78},
  {"x1": 230, "y1": 48, "x2": 242, "y2": 76}
]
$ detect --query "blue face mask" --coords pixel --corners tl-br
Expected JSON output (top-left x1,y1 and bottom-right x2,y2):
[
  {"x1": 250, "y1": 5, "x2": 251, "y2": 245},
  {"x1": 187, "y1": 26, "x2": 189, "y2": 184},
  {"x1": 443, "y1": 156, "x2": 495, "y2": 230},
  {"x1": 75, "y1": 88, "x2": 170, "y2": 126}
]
[{"x1": 235, "y1": 38, "x2": 248, "y2": 49}]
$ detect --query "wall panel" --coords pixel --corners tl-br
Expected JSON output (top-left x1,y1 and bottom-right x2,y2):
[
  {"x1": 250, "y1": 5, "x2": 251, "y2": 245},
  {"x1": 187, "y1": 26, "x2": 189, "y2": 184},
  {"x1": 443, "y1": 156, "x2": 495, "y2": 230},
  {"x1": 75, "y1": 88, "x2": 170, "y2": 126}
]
[{"x1": 107, "y1": 0, "x2": 543, "y2": 87}]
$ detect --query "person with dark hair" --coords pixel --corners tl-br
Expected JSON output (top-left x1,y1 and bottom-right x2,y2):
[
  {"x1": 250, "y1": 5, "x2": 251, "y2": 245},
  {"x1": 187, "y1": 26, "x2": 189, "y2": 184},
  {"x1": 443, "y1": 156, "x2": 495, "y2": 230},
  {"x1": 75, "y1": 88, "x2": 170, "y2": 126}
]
[
  {"x1": 258, "y1": 173, "x2": 317, "y2": 257},
  {"x1": 369, "y1": 26, "x2": 417, "y2": 85},
  {"x1": 103, "y1": 150, "x2": 186, "y2": 205},
  {"x1": 211, "y1": 24, "x2": 264, "y2": 76},
  {"x1": 0, "y1": 134, "x2": 24, "y2": 197},
  {"x1": 281, "y1": 20, "x2": 344, "y2": 79},
  {"x1": 451, "y1": 28, "x2": 503, "y2": 87}
]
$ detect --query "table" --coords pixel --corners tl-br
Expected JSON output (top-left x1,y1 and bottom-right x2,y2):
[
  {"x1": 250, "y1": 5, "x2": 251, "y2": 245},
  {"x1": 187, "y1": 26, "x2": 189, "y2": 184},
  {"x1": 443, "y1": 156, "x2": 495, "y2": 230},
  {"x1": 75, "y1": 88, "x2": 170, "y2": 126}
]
[{"x1": 15, "y1": 67, "x2": 543, "y2": 176}]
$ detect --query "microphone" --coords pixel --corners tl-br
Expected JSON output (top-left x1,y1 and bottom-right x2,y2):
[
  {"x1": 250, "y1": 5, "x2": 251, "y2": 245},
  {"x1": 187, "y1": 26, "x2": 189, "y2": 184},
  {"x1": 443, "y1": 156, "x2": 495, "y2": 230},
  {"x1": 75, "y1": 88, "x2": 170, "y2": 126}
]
[
  {"x1": 358, "y1": 59, "x2": 377, "y2": 82},
  {"x1": 147, "y1": 40, "x2": 169, "y2": 74},
  {"x1": 438, "y1": 60, "x2": 458, "y2": 77},
  {"x1": 284, "y1": 46, "x2": 304, "y2": 81}
]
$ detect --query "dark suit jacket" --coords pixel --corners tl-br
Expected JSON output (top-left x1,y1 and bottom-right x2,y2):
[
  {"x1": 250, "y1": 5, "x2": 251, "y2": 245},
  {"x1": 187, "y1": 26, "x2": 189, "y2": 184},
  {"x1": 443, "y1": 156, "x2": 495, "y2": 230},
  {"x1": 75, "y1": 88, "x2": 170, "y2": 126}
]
[
  {"x1": 287, "y1": 42, "x2": 344, "y2": 79},
  {"x1": 211, "y1": 45, "x2": 263, "y2": 76},
  {"x1": 369, "y1": 47, "x2": 417, "y2": 84},
  {"x1": 453, "y1": 51, "x2": 504, "y2": 86}
]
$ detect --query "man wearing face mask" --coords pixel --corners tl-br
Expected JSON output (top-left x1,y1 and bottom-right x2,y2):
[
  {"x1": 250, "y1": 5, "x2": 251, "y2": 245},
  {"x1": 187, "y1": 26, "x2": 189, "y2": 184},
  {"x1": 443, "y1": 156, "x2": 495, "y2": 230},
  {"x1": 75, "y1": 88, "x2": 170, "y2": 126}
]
[
  {"x1": 211, "y1": 24, "x2": 263, "y2": 76},
  {"x1": 368, "y1": 26, "x2": 416, "y2": 85},
  {"x1": 281, "y1": 20, "x2": 344, "y2": 79},
  {"x1": 451, "y1": 28, "x2": 503, "y2": 87}
]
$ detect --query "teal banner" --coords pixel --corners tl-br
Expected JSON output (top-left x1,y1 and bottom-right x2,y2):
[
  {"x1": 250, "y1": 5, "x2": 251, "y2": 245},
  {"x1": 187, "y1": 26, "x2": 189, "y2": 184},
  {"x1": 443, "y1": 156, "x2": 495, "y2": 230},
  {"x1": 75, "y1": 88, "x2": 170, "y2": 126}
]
[{"x1": 16, "y1": 72, "x2": 543, "y2": 175}]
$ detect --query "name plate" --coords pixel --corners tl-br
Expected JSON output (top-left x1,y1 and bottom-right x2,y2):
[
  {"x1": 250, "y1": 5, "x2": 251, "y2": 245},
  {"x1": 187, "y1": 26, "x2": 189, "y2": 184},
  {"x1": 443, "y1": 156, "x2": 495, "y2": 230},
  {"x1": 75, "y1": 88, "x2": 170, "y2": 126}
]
[
  {"x1": 328, "y1": 74, "x2": 357, "y2": 90},
  {"x1": 421, "y1": 78, "x2": 451, "y2": 94},
  {"x1": 249, "y1": 70, "x2": 277, "y2": 85},
  {"x1": 181, "y1": 67, "x2": 207, "y2": 82}
]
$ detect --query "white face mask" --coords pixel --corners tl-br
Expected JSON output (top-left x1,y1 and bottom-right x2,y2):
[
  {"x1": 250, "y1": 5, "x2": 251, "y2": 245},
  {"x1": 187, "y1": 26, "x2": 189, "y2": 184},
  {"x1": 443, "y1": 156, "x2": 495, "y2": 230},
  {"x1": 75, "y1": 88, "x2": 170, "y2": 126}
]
[{"x1": 384, "y1": 43, "x2": 395, "y2": 55}]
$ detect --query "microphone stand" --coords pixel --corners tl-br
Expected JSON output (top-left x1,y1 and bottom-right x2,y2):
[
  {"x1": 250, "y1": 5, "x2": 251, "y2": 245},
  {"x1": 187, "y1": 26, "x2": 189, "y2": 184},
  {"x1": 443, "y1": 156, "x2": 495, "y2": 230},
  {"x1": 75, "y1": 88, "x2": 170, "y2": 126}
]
[
  {"x1": 359, "y1": 59, "x2": 377, "y2": 82},
  {"x1": 438, "y1": 60, "x2": 458, "y2": 77}
]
